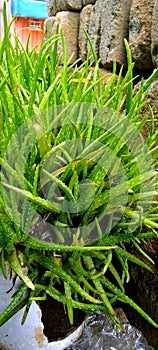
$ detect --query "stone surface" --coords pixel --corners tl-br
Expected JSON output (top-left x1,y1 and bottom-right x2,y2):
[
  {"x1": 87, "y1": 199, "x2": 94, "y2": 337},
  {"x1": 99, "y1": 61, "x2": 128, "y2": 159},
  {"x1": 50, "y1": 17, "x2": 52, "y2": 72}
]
[
  {"x1": 46, "y1": 0, "x2": 82, "y2": 16},
  {"x1": 79, "y1": 5, "x2": 93, "y2": 60},
  {"x1": 45, "y1": 12, "x2": 80, "y2": 62},
  {"x1": 88, "y1": 0, "x2": 102, "y2": 57},
  {"x1": 129, "y1": 0, "x2": 155, "y2": 70},
  {"x1": 99, "y1": 0, "x2": 132, "y2": 69},
  {"x1": 151, "y1": 0, "x2": 158, "y2": 67},
  {"x1": 83, "y1": 0, "x2": 96, "y2": 6}
]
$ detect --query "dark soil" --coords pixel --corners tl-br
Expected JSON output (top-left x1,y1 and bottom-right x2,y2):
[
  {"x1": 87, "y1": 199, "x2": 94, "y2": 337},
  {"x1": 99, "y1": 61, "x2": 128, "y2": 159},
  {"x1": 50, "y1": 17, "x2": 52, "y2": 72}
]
[
  {"x1": 39, "y1": 296, "x2": 85, "y2": 342},
  {"x1": 122, "y1": 238, "x2": 158, "y2": 350}
]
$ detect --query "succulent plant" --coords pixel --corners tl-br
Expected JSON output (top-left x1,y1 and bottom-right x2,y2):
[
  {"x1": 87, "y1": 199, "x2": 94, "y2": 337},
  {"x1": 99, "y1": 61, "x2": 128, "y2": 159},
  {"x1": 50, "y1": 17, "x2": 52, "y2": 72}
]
[{"x1": 0, "y1": 2, "x2": 158, "y2": 330}]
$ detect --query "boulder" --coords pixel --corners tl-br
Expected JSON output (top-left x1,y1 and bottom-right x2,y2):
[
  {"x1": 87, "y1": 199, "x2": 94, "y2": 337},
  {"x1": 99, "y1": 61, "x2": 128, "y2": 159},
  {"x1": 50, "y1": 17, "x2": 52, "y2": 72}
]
[
  {"x1": 88, "y1": 0, "x2": 102, "y2": 57},
  {"x1": 99, "y1": 0, "x2": 132, "y2": 69},
  {"x1": 79, "y1": 5, "x2": 93, "y2": 60},
  {"x1": 46, "y1": 0, "x2": 57, "y2": 16},
  {"x1": 129, "y1": 0, "x2": 155, "y2": 70},
  {"x1": 83, "y1": 0, "x2": 96, "y2": 5},
  {"x1": 46, "y1": 0, "x2": 82, "y2": 16},
  {"x1": 44, "y1": 12, "x2": 80, "y2": 62},
  {"x1": 151, "y1": 0, "x2": 158, "y2": 67}
]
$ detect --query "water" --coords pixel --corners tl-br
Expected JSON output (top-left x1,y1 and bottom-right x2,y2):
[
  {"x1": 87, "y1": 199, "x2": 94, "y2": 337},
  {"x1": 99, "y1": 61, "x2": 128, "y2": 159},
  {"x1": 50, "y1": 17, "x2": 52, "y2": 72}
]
[{"x1": 68, "y1": 312, "x2": 155, "y2": 350}]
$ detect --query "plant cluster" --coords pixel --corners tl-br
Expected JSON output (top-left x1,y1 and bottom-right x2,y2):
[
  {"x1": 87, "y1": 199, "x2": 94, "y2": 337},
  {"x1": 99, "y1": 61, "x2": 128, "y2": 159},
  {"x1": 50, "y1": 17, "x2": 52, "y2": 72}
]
[{"x1": 0, "y1": 3, "x2": 158, "y2": 330}]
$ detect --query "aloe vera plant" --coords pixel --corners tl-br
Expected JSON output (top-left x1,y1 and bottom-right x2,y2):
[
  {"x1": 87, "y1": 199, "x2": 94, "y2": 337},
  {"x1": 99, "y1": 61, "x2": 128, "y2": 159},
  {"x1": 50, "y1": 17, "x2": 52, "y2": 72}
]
[{"x1": 0, "y1": 2, "x2": 158, "y2": 331}]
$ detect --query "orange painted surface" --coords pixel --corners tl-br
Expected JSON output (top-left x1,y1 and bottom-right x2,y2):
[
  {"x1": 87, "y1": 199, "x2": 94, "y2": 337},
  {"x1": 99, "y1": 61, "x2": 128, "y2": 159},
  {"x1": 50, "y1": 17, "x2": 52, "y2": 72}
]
[{"x1": 13, "y1": 17, "x2": 44, "y2": 50}]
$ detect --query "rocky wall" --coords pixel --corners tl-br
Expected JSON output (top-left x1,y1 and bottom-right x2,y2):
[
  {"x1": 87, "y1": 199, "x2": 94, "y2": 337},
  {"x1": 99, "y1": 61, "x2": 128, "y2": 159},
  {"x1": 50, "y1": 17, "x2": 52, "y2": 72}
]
[{"x1": 45, "y1": 0, "x2": 158, "y2": 71}]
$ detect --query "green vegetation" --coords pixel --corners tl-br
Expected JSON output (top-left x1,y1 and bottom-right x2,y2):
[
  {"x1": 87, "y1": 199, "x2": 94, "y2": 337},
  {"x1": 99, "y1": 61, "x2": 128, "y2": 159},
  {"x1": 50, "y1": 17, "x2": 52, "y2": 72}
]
[{"x1": 0, "y1": 3, "x2": 158, "y2": 330}]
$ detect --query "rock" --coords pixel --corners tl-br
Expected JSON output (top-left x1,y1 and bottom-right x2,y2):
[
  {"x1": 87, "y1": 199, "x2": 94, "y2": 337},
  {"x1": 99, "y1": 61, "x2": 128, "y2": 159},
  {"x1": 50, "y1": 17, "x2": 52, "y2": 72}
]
[
  {"x1": 151, "y1": 0, "x2": 158, "y2": 67},
  {"x1": 133, "y1": 79, "x2": 158, "y2": 142},
  {"x1": 44, "y1": 12, "x2": 80, "y2": 62},
  {"x1": 79, "y1": 5, "x2": 93, "y2": 60},
  {"x1": 99, "y1": 0, "x2": 132, "y2": 69},
  {"x1": 46, "y1": 0, "x2": 82, "y2": 16},
  {"x1": 88, "y1": 0, "x2": 102, "y2": 57},
  {"x1": 46, "y1": 0, "x2": 57, "y2": 16},
  {"x1": 129, "y1": 0, "x2": 155, "y2": 70},
  {"x1": 83, "y1": 0, "x2": 96, "y2": 6},
  {"x1": 44, "y1": 17, "x2": 54, "y2": 40},
  {"x1": 60, "y1": 0, "x2": 82, "y2": 11}
]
